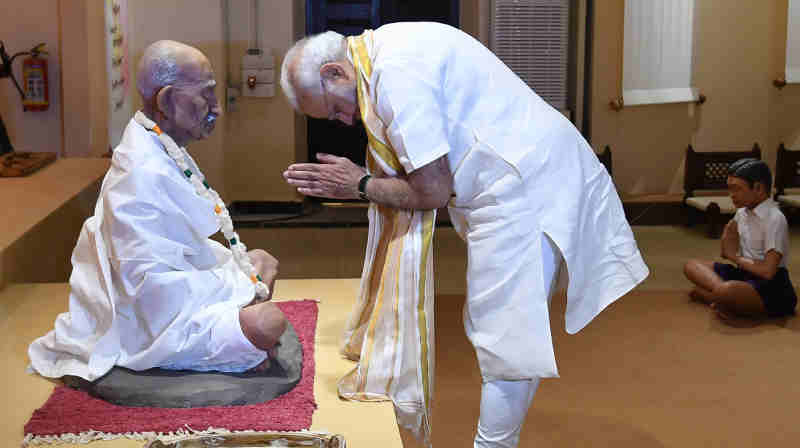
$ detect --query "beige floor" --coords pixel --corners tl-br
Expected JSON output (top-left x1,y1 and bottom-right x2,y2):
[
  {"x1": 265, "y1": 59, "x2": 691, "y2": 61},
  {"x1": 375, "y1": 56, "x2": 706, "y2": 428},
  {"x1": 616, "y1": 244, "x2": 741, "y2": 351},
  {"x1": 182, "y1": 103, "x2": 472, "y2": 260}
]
[
  {"x1": 4, "y1": 224, "x2": 800, "y2": 447},
  {"x1": 434, "y1": 288, "x2": 800, "y2": 448},
  {"x1": 429, "y1": 224, "x2": 800, "y2": 448},
  {"x1": 2, "y1": 279, "x2": 401, "y2": 448}
]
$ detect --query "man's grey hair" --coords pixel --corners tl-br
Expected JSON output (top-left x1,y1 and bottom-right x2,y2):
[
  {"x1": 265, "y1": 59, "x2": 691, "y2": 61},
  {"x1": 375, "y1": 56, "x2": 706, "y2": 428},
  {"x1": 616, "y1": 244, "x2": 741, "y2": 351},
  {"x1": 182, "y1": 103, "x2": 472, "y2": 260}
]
[
  {"x1": 280, "y1": 31, "x2": 347, "y2": 111},
  {"x1": 137, "y1": 40, "x2": 194, "y2": 103}
]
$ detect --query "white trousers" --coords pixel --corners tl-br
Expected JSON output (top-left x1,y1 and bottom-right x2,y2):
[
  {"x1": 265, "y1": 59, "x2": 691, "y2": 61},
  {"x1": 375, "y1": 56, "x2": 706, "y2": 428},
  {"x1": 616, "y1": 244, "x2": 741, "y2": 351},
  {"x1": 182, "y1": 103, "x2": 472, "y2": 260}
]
[{"x1": 474, "y1": 236, "x2": 560, "y2": 448}]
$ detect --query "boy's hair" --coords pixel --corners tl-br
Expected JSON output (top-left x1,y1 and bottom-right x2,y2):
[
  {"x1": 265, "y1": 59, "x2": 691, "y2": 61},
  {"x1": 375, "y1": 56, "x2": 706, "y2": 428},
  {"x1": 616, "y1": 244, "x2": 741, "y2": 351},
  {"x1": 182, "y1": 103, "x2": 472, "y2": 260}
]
[{"x1": 728, "y1": 158, "x2": 772, "y2": 193}]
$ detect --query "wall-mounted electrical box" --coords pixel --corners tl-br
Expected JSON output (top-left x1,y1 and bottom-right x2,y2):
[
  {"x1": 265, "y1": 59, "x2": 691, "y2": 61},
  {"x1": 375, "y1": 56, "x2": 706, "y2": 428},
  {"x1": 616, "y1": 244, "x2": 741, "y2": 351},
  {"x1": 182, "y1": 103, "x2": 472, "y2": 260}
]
[{"x1": 241, "y1": 49, "x2": 274, "y2": 98}]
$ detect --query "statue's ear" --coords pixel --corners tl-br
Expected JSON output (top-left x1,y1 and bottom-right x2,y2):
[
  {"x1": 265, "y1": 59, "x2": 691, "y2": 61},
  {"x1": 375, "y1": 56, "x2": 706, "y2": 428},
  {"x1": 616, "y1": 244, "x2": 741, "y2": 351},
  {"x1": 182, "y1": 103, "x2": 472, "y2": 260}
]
[{"x1": 156, "y1": 85, "x2": 176, "y2": 119}]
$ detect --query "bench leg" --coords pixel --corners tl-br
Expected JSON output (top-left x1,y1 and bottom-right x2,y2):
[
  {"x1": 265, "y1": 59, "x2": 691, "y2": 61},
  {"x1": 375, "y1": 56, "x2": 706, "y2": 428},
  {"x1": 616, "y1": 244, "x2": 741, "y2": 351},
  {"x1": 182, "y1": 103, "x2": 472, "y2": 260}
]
[
  {"x1": 685, "y1": 204, "x2": 696, "y2": 227},
  {"x1": 707, "y1": 203, "x2": 722, "y2": 239}
]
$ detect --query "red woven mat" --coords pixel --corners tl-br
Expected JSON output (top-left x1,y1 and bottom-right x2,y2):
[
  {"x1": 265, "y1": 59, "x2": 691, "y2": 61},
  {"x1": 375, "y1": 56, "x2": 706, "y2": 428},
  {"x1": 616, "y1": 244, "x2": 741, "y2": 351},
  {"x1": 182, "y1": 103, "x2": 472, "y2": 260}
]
[{"x1": 24, "y1": 300, "x2": 318, "y2": 439}]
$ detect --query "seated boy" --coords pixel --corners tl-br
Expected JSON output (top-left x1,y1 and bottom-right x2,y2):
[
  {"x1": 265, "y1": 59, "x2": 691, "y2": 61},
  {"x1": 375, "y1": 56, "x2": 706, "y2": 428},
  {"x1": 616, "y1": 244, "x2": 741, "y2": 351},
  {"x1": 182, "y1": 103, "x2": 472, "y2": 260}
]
[{"x1": 684, "y1": 158, "x2": 797, "y2": 322}]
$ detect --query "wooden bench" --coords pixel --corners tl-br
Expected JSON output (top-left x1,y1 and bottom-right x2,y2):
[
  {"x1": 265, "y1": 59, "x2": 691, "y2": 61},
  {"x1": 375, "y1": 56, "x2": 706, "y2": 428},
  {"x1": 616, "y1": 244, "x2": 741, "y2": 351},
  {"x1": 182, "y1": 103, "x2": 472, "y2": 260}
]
[
  {"x1": 0, "y1": 158, "x2": 109, "y2": 290},
  {"x1": 774, "y1": 143, "x2": 800, "y2": 218},
  {"x1": 773, "y1": 143, "x2": 800, "y2": 223},
  {"x1": 683, "y1": 143, "x2": 761, "y2": 238}
]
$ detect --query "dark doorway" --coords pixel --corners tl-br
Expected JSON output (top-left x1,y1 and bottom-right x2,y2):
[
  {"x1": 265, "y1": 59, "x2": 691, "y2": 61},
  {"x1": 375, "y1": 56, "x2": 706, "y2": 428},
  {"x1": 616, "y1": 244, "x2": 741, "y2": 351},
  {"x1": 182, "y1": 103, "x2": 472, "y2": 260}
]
[{"x1": 305, "y1": 0, "x2": 460, "y2": 177}]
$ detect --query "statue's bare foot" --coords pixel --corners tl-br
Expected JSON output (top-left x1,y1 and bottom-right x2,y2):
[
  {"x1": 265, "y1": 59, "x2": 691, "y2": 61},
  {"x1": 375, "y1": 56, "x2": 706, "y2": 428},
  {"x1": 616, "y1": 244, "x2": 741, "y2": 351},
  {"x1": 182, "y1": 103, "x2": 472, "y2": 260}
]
[
  {"x1": 248, "y1": 357, "x2": 271, "y2": 373},
  {"x1": 244, "y1": 296, "x2": 268, "y2": 308}
]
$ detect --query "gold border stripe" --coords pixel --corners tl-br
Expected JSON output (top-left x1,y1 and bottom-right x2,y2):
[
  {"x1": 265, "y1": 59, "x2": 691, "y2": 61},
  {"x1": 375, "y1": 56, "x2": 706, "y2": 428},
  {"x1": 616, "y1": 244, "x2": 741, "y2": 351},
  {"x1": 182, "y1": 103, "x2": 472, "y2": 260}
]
[
  {"x1": 417, "y1": 211, "x2": 435, "y2": 424},
  {"x1": 358, "y1": 212, "x2": 401, "y2": 391},
  {"x1": 384, "y1": 211, "x2": 410, "y2": 396},
  {"x1": 349, "y1": 35, "x2": 403, "y2": 173}
]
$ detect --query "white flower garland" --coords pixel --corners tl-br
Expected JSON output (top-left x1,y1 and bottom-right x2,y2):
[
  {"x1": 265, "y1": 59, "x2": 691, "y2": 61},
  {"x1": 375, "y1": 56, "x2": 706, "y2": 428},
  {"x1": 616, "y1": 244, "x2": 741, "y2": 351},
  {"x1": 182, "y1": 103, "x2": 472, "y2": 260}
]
[{"x1": 133, "y1": 111, "x2": 269, "y2": 299}]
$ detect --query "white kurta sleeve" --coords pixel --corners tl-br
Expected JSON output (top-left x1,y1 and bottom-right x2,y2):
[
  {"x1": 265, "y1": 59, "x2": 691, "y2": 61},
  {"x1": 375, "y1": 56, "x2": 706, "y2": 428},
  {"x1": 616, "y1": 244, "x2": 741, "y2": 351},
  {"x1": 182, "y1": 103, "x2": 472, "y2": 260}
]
[
  {"x1": 373, "y1": 62, "x2": 451, "y2": 173},
  {"x1": 765, "y1": 212, "x2": 790, "y2": 258}
]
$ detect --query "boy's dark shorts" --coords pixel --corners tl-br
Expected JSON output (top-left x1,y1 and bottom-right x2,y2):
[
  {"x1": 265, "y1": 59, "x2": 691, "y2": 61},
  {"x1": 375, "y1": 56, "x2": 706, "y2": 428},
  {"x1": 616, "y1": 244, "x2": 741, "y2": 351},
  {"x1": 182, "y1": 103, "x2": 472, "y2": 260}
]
[{"x1": 714, "y1": 263, "x2": 798, "y2": 317}]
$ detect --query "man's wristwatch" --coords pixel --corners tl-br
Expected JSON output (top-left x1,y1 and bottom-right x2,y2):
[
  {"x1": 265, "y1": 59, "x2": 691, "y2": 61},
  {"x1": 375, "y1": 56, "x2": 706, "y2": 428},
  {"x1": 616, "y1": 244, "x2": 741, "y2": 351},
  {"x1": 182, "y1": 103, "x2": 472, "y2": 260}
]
[{"x1": 358, "y1": 173, "x2": 372, "y2": 201}]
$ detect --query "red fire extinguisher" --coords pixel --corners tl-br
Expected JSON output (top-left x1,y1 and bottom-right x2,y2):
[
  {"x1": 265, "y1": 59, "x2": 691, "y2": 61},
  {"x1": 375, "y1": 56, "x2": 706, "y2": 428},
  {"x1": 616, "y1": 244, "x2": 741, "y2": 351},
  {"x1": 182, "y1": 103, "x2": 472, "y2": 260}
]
[{"x1": 22, "y1": 43, "x2": 49, "y2": 112}]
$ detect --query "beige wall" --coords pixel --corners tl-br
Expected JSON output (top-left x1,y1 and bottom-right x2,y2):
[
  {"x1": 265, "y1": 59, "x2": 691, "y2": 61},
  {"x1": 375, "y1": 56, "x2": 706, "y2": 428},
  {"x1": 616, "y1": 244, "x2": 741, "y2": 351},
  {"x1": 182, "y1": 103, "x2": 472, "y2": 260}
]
[
  {"x1": 769, "y1": 1, "x2": 800, "y2": 153},
  {"x1": 60, "y1": 0, "x2": 109, "y2": 157},
  {"x1": 591, "y1": 0, "x2": 800, "y2": 196},
  {"x1": 6, "y1": 1, "x2": 800, "y2": 200},
  {"x1": 460, "y1": 0, "x2": 479, "y2": 42},
  {"x1": 124, "y1": 0, "x2": 304, "y2": 202},
  {"x1": 457, "y1": 0, "x2": 492, "y2": 46},
  {"x1": 0, "y1": 0, "x2": 312, "y2": 202},
  {"x1": 85, "y1": 0, "x2": 110, "y2": 157},
  {"x1": 59, "y1": 2, "x2": 89, "y2": 157},
  {"x1": 0, "y1": 0, "x2": 107, "y2": 158},
  {"x1": 126, "y1": 0, "x2": 229, "y2": 196},
  {"x1": 0, "y1": 0, "x2": 62, "y2": 154},
  {"x1": 224, "y1": 0, "x2": 304, "y2": 202}
]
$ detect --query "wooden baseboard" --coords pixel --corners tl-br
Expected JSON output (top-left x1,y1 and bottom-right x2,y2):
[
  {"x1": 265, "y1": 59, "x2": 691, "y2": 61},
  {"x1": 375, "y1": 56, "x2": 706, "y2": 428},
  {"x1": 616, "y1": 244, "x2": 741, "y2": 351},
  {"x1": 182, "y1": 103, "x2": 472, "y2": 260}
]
[
  {"x1": 623, "y1": 201, "x2": 687, "y2": 225},
  {"x1": 230, "y1": 200, "x2": 697, "y2": 227}
]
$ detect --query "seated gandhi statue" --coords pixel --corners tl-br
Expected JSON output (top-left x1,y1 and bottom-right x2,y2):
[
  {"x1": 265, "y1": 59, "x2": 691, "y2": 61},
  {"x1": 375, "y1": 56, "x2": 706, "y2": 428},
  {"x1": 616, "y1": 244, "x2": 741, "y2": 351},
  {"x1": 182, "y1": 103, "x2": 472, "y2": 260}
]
[{"x1": 28, "y1": 40, "x2": 289, "y2": 392}]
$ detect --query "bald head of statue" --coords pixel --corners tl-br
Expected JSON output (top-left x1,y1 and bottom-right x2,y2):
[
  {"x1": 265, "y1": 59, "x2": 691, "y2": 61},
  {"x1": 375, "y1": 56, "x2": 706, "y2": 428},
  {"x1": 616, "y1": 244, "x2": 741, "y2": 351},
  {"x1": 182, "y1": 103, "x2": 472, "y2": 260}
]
[{"x1": 137, "y1": 40, "x2": 221, "y2": 147}]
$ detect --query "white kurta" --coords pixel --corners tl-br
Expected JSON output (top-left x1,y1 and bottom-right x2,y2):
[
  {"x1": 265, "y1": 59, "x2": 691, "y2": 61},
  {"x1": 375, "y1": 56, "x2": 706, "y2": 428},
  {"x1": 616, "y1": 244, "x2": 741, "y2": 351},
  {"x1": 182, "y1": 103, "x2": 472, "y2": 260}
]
[
  {"x1": 28, "y1": 118, "x2": 266, "y2": 381},
  {"x1": 368, "y1": 22, "x2": 650, "y2": 381}
]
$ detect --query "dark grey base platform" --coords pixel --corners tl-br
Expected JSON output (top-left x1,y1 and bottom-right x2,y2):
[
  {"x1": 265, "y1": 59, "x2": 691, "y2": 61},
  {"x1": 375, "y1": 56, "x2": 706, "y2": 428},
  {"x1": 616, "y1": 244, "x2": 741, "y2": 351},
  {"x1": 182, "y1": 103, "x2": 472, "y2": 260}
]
[{"x1": 63, "y1": 322, "x2": 303, "y2": 408}]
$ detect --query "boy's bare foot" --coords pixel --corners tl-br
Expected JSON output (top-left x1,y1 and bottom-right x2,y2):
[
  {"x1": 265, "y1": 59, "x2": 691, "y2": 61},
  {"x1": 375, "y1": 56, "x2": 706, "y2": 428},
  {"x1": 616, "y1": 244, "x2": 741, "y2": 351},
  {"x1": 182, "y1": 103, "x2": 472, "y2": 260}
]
[
  {"x1": 711, "y1": 303, "x2": 761, "y2": 328},
  {"x1": 688, "y1": 289, "x2": 711, "y2": 305},
  {"x1": 710, "y1": 302, "x2": 726, "y2": 316}
]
